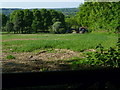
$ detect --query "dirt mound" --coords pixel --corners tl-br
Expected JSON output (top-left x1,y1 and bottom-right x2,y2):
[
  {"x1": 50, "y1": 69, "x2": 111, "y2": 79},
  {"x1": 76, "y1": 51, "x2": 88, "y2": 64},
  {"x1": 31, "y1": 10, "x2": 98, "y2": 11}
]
[{"x1": 2, "y1": 49, "x2": 81, "y2": 73}]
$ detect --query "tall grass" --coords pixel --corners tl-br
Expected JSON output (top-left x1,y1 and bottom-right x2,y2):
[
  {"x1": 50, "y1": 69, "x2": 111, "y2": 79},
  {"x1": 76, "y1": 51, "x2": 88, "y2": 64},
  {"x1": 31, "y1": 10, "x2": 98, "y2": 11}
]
[{"x1": 2, "y1": 33, "x2": 118, "y2": 52}]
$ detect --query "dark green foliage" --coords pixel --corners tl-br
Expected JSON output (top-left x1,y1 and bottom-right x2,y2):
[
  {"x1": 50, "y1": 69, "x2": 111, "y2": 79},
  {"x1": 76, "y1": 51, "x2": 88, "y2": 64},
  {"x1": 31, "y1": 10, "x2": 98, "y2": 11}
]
[
  {"x1": 2, "y1": 13, "x2": 8, "y2": 27},
  {"x1": 48, "y1": 9, "x2": 61, "y2": 24},
  {"x1": 6, "y1": 55, "x2": 16, "y2": 59},
  {"x1": 0, "y1": 15, "x2": 1, "y2": 30},
  {"x1": 12, "y1": 10, "x2": 24, "y2": 34},
  {"x1": 40, "y1": 9, "x2": 52, "y2": 30},
  {"x1": 3, "y1": 8, "x2": 66, "y2": 34},
  {"x1": 5, "y1": 21, "x2": 14, "y2": 33},
  {"x1": 10, "y1": 10, "x2": 17, "y2": 23},
  {"x1": 0, "y1": 13, "x2": 7, "y2": 31},
  {"x1": 32, "y1": 9, "x2": 43, "y2": 33},
  {"x1": 76, "y1": 2, "x2": 120, "y2": 33},
  {"x1": 73, "y1": 43, "x2": 120, "y2": 68},
  {"x1": 86, "y1": 44, "x2": 120, "y2": 67},
  {"x1": 23, "y1": 9, "x2": 33, "y2": 33},
  {"x1": 48, "y1": 9, "x2": 66, "y2": 29}
]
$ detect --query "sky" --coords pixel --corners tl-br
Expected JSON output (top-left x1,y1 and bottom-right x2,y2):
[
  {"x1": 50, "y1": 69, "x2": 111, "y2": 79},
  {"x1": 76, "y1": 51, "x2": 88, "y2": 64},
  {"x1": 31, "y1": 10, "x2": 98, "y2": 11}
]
[{"x1": 0, "y1": 0, "x2": 84, "y2": 9}]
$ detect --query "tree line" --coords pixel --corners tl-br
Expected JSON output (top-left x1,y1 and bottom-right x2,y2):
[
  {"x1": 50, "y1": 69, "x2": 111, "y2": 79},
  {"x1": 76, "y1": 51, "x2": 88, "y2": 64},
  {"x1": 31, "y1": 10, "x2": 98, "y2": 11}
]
[
  {"x1": 1, "y1": 2, "x2": 120, "y2": 34},
  {"x1": 1, "y1": 8, "x2": 66, "y2": 34}
]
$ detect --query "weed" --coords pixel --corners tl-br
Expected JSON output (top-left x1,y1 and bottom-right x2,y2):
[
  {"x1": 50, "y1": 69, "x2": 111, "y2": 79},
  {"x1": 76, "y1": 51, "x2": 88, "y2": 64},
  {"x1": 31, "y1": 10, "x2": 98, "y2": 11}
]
[
  {"x1": 6, "y1": 55, "x2": 16, "y2": 59},
  {"x1": 39, "y1": 68, "x2": 48, "y2": 72}
]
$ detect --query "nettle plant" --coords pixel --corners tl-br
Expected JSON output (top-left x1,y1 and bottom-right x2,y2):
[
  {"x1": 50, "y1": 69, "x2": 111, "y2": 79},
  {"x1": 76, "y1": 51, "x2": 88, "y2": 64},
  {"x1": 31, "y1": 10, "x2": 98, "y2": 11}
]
[{"x1": 86, "y1": 43, "x2": 120, "y2": 67}]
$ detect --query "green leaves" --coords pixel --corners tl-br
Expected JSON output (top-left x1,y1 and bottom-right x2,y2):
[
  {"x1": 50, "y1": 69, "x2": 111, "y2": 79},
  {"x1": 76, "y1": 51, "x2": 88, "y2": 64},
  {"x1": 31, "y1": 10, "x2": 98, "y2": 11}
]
[
  {"x1": 5, "y1": 21, "x2": 14, "y2": 33},
  {"x1": 6, "y1": 55, "x2": 16, "y2": 59},
  {"x1": 2, "y1": 13, "x2": 7, "y2": 27},
  {"x1": 32, "y1": 9, "x2": 43, "y2": 33},
  {"x1": 72, "y1": 41, "x2": 119, "y2": 68},
  {"x1": 86, "y1": 44, "x2": 120, "y2": 67},
  {"x1": 76, "y1": 2, "x2": 120, "y2": 32},
  {"x1": 8, "y1": 8, "x2": 65, "y2": 34}
]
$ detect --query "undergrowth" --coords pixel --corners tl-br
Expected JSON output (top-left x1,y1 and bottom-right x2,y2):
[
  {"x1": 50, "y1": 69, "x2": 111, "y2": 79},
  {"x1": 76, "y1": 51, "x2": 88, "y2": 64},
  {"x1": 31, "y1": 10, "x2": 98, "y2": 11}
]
[{"x1": 72, "y1": 42, "x2": 120, "y2": 68}]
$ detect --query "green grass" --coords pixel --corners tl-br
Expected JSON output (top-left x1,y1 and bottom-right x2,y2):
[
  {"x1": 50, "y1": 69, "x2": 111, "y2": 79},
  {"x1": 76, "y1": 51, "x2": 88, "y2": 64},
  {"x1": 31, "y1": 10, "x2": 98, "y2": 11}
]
[{"x1": 2, "y1": 33, "x2": 118, "y2": 52}]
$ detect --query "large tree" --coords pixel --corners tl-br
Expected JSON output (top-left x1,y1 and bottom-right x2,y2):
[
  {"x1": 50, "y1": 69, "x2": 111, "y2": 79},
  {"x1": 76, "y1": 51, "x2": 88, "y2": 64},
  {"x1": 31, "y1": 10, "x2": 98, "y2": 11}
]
[
  {"x1": 48, "y1": 9, "x2": 59, "y2": 24},
  {"x1": 2, "y1": 14, "x2": 7, "y2": 27},
  {"x1": 10, "y1": 10, "x2": 24, "y2": 34},
  {"x1": 76, "y1": 2, "x2": 120, "y2": 32},
  {"x1": 32, "y1": 9, "x2": 43, "y2": 33},
  {"x1": 0, "y1": 13, "x2": 7, "y2": 31},
  {"x1": 23, "y1": 9, "x2": 33, "y2": 33},
  {"x1": 40, "y1": 9, "x2": 52, "y2": 30},
  {"x1": 48, "y1": 9, "x2": 66, "y2": 31},
  {"x1": 6, "y1": 21, "x2": 14, "y2": 33}
]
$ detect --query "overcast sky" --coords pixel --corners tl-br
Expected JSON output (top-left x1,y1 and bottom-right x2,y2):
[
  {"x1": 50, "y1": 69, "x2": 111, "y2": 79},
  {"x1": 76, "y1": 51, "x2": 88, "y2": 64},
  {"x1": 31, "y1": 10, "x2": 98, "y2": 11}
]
[{"x1": 0, "y1": 0, "x2": 84, "y2": 8}]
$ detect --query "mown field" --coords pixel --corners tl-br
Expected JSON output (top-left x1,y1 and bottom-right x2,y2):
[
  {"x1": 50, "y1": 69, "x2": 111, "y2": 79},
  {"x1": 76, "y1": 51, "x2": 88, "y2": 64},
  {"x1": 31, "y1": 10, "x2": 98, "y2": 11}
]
[
  {"x1": 2, "y1": 32, "x2": 118, "y2": 72},
  {"x1": 2, "y1": 32, "x2": 118, "y2": 52}
]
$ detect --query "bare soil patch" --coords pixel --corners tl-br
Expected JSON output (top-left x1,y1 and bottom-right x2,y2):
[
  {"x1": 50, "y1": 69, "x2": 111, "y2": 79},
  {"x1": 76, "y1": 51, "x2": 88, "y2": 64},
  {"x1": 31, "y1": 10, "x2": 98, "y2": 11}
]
[{"x1": 2, "y1": 49, "x2": 81, "y2": 73}]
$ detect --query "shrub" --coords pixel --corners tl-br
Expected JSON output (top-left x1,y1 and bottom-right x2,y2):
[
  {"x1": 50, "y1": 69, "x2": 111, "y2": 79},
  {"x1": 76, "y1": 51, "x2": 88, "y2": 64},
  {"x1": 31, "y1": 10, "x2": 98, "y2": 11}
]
[
  {"x1": 85, "y1": 44, "x2": 120, "y2": 67},
  {"x1": 72, "y1": 43, "x2": 120, "y2": 68},
  {"x1": 6, "y1": 55, "x2": 16, "y2": 59}
]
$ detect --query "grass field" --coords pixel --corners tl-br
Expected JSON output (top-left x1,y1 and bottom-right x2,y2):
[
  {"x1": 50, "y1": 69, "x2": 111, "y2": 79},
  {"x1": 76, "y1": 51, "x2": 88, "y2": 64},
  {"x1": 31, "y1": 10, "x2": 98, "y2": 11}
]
[
  {"x1": 2, "y1": 32, "x2": 118, "y2": 72},
  {"x1": 2, "y1": 32, "x2": 118, "y2": 52}
]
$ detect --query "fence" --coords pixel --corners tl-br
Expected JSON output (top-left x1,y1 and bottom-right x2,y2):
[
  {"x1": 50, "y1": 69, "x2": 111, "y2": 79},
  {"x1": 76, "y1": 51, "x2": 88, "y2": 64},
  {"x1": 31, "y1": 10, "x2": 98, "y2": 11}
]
[{"x1": 2, "y1": 67, "x2": 120, "y2": 90}]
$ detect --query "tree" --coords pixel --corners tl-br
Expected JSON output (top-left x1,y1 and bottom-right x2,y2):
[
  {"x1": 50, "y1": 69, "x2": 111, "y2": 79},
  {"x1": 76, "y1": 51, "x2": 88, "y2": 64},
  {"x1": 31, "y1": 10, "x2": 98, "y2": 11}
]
[
  {"x1": 40, "y1": 9, "x2": 52, "y2": 30},
  {"x1": 58, "y1": 12, "x2": 65, "y2": 24},
  {"x1": 16, "y1": 10, "x2": 24, "y2": 33},
  {"x1": 0, "y1": 15, "x2": 1, "y2": 30},
  {"x1": 76, "y1": 2, "x2": 120, "y2": 32},
  {"x1": 32, "y1": 9, "x2": 43, "y2": 33},
  {"x1": 10, "y1": 10, "x2": 17, "y2": 23},
  {"x1": 10, "y1": 10, "x2": 24, "y2": 34},
  {"x1": 48, "y1": 9, "x2": 59, "y2": 24},
  {"x1": 65, "y1": 16, "x2": 79, "y2": 30},
  {"x1": 6, "y1": 21, "x2": 14, "y2": 33},
  {"x1": 23, "y1": 9, "x2": 33, "y2": 33},
  {"x1": 0, "y1": 13, "x2": 7, "y2": 31},
  {"x1": 52, "y1": 21, "x2": 66, "y2": 34},
  {"x1": 2, "y1": 13, "x2": 7, "y2": 27}
]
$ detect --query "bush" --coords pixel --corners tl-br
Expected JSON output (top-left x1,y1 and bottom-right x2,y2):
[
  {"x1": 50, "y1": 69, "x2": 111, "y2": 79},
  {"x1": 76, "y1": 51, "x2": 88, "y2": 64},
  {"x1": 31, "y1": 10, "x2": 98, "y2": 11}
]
[
  {"x1": 6, "y1": 55, "x2": 16, "y2": 59},
  {"x1": 72, "y1": 43, "x2": 120, "y2": 68},
  {"x1": 85, "y1": 44, "x2": 120, "y2": 67}
]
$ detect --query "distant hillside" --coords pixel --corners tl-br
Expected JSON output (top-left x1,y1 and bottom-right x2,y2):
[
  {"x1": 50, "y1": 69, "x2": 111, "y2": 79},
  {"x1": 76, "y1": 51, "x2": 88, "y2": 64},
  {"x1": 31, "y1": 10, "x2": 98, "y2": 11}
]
[
  {"x1": 53, "y1": 8, "x2": 79, "y2": 16},
  {"x1": 1, "y1": 8, "x2": 79, "y2": 16},
  {"x1": 1, "y1": 8, "x2": 22, "y2": 16}
]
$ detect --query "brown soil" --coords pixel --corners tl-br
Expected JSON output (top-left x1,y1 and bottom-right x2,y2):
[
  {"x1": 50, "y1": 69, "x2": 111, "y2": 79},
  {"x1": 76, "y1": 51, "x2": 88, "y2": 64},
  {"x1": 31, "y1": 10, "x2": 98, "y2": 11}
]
[{"x1": 2, "y1": 49, "x2": 83, "y2": 73}]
